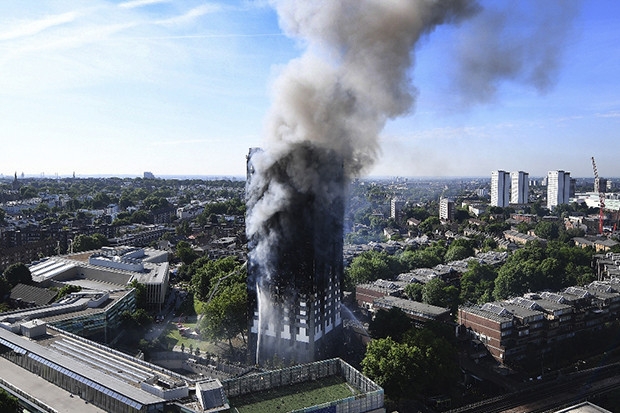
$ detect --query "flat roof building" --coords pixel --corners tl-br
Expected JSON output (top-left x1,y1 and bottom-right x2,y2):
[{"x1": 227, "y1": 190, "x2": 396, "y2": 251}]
[{"x1": 29, "y1": 247, "x2": 169, "y2": 311}]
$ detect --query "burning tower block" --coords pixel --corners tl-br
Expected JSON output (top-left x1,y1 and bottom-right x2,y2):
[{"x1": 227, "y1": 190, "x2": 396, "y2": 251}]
[{"x1": 246, "y1": 145, "x2": 344, "y2": 365}]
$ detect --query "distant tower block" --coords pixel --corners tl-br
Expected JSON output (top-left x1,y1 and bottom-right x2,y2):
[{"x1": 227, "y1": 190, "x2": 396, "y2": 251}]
[
  {"x1": 390, "y1": 198, "x2": 405, "y2": 221},
  {"x1": 246, "y1": 146, "x2": 344, "y2": 366},
  {"x1": 491, "y1": 170, "x2": 510, "y2": 207},
  {"x1": 595, "y1": 177, "x2": 607, "y2": 194},
  {"x1": 439, "y1": 197, "x2": 455, "y2": 221},
  {"x1": 510, "y1": 171, "x2": 529, "y2": 204},
  {"x1": 547, "y1": 170, "x2": 571, "y2": 210}
]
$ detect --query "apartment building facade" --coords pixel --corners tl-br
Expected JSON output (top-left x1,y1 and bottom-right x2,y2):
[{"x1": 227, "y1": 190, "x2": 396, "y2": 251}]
[
  {"x1": 459, "y1": 281, "x2": 620, "y2": 364},
  {"x1": 547, "y1": 170, "x2": 572, "y2": 210},
  {"x1": 510, "y1": 171, "x2": 529, "y2": 204},
  {"x1": 491, "y1": 170, "x2": 510, "y2": 207}
]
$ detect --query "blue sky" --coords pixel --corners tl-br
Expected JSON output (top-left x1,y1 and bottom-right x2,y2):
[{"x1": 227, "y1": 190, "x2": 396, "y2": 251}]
[{"x1": 1, "y1": 0, "x2": 619, "y2": 179}]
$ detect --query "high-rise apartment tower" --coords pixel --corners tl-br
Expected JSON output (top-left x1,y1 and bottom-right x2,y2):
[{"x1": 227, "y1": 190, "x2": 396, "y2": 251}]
[
  {"x1": 246, "y1": 146, "x2": 343, "y2": 366},
  {"x1": 439, "y1": 197, "x2": 455, "y2": 221},
  {"x1": 491, "y1": 170, "x2": 510, "y2": 207},
  {"x1": 510, "y1": 171, "x2": 529, "y2": 204},
  {"x1": 547, "y1": 170, "x2": 571, "y2": 210}
]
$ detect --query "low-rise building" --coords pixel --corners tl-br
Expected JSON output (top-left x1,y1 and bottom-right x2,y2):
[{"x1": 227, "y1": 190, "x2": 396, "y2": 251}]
[
  {"x1": 373, "y1": 296, "x2": 451, "y2": 326},
  {"x1": 356, "y1": 279, "x2": 403, "y2": 311},
  {"x1": 30, "y1": 247, "x2": 169, "y2": 311},
  {"x1": 459, "y1": 280, "x2": 620, "y2": 365}
]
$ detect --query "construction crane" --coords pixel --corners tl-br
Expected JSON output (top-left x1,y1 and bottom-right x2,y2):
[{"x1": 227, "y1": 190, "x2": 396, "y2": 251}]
[{"x1": 591, "y1": 156, "x2": 605, "y2": 234}]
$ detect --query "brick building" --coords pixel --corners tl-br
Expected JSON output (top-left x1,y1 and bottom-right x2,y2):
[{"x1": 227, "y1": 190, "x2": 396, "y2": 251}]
[{"x1": 459, "y1": 280, "x2": 620, "y2": 365}]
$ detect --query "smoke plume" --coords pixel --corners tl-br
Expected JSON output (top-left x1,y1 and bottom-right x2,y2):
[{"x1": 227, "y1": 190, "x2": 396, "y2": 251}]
[
  {"x1": 247, "y1": 0, "x2": 479, "y2": 234},
  {"x1": 451, "y1": 0, "x2": 580, "y2": 104},
  {"x1": 246, "y1": 0, "x2": 479, "y2": 364},
  {"x1": 246, "y1": 0, "x2": 579, "y2": 364}
]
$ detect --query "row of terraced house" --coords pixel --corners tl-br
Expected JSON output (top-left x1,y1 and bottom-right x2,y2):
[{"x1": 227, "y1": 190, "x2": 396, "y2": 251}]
[{"x1": 458, "y1": 276, "x2": 620, "y2": 365}]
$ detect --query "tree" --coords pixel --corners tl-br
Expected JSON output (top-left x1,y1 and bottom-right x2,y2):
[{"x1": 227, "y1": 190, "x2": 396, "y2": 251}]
[
  {"x1": 55, "y1": 284, "x2": 81, "y2": 300},
  {"x1": 493, "y1": 259, "x2": 540, "y2": 300},
  {"x1": 176, "y1": 221, "x2": 192, "y2": 237},
  {"x1": 176, "y1": 241, "x2": 199, "y2": 266},
  {"x1": 0, "y1": 277, "x2": 11, "y2": 300},
  {"x1": 191, "y1": 256, "x2": 243, "y2": 301},
  {"x1": 454, "y1": 208, "x2": 471, "y2": 223},
  {"x1": 534, "y1": 221, "x2": 560, "y2": 240},
  {"x1": 129, "y1": 279, "x2": 148, "y2": 310},
  {"x1": 19, "y1": 185, "x2": 37, "y2": 199},
  {"x1": 344, "y1": 251, "x2": 401, "y2": 289},
  {"x1": 404, "y1": 282, "x2": 423, "y2": 301},
  {"x1": 361, "y1": 337, "x2": 419, "y2": 400},
  {"x1": 131, "y1": 210, "x2": 153, "y2": 224},
  {"x1": 444, "y1": 245, "x2": 471, "y2": 262},
  {"x1": 199, "y1": 281, "x2": 248, "y2": 354},
  {"x1": 422, "y1": 278, "x2": 448, "y2": 307},
  {"x1": 402, "y1": 327, "x2": 459, "y2": 394},
  {"x1": 3, "y1": 263, "x2": 32, "y2": 288},
  {"x1": 362, "y1": 325, "x2": 459, "y2": 400},
  {"x1": 460, "y1": 261, "x2": 497, "y2": 304},
  {"x1": 368, "y1": 307, "x2": 413, "y2": 341},
  {"x1": 419, "y1": 216, "x2": 440, "y2": 235},
  {"x1": 481, "y1": 236, "x2": 498, "y2": 251},
  {"x1": 72, "y1": 233, "x2": 108, "y2": 252},
  {"x1": 399, "y1": 243, "x2": 446, "y2": 270},
  {"x1": 0, "y1": 388, "x2": 20, "y2": 413}
]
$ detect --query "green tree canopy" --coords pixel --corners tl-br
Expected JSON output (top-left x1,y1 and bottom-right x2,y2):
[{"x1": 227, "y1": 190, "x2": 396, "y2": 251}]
[
  {"x1": 0, "y1": 388, "x2": 20, "y2": 413},
  {"x1": 72, "y1": 233, "x2": 108, "y2": 252},
  {"x1": 199, "y1": 281, "x2": 248, "y2": 354},
  {"x1": 344, "y1": 251, "x2": 402, "y2": 289},
  {"x1": 362, "y1": 325, "x2": 459, "y2": 400},
  {"x1": 459, "y1": 261, "x2": 497, "y2": 304},
  {"x1": 534, "y1": 221, "x2": 560, "y2": 240},
  {"x1": 444, "y1": 245, "x2": 472, "y2": 262},
  {"x1": 418, "y1": 216, "x2": 440, "y2": 235},
  {"x1": 176, "y1": 241, "x2": 199, "y2": 266},
  {"x1": 191, "y1": 256, "x2": 244, "y2": 301},
  {"x1": 129, "y1": 279, "x2": 148, "y2": 310},
  {"x1": 368, "y1": 307, "x2": 413, "y2": 341},
  {"x1": 493, "y1": 240, "x2": 595, "y2": 300},
  {"x1": 399, "y1": 243, "x2": 446, "y2": 271},
  {"x1": 2, "y1": 263, "x2": 32, "y2": 288},
  {"x1": 404, "y1": 282, "x2": 423, "y2": 301},
  {"x1": 422, "y1": 278, "x2": 459, "y2": 313},
  {"x1": 361, "y1": 337, "x2": 420, "y2": 400}
]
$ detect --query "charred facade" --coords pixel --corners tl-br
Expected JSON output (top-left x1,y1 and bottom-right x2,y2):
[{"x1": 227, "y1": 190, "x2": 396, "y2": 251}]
[{"x1": 246, "y1": 145, "x2": 344, "y2": 365}]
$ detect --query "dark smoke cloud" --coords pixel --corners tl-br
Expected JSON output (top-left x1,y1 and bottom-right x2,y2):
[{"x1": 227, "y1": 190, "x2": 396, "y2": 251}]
[{"x1": 452, "y1": 0, "x2": 581, "y2": 105}]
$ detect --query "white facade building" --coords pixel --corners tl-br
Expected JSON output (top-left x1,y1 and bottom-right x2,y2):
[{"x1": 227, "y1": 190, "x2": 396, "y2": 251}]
[
  {"x1": 547, "y1": 170, "x2": 571, "y2": 210},
  {"x1": 439, "y1": 197, "x2": 455, "y2": 221},
  {"x1": 491, "y1": 170, "x2": 510, "y2": 207},
  {"x1": 510, "y1": 171, "x2": 529, "y2": 204}
]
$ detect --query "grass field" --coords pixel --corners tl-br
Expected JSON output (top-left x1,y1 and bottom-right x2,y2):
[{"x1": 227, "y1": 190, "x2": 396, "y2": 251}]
[
  {"x1": 228, "y1": 375, "x2": 359, "y2": 413},
  {"x1": 160, "y1": 317, "x2": 244, "y2": 357}
]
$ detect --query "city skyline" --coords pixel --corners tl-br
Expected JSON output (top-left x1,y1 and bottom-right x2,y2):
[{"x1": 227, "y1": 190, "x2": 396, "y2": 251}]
[{"x1": 2, "y1": 1, "x2": 620, "y2": 178}]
